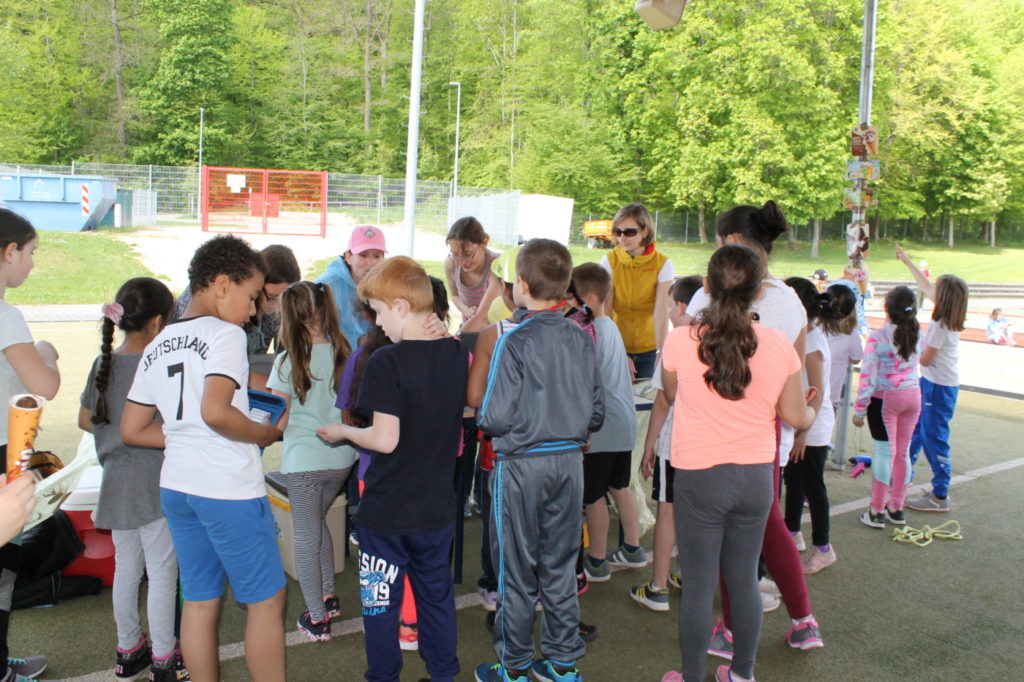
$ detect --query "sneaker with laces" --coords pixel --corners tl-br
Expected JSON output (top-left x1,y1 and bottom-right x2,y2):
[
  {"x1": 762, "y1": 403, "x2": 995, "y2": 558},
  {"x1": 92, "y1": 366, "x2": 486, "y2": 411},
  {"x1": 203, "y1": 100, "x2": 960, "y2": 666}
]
[
  {"x1": 792, "y1": 531, "x2": 806, "y2": 552},
  {"x1": 629, "y1": 581, "x2": 670, "y2": 612},
  {"x1": 716, "y1": 664, "x2": 756, "y2": 682},
  {"x1": 578, "y1": 620, "x2": 599, "y2": 643},
  {"x1": 859, "y1": 510, "x2": 885, "y2": 529},
  {"x1": 5, "y1": 657, "x2": 46, "y2": 680},
  {"x1": 116, "y1": 635, "x2": 152, "y2": 681},
  {"x1": 884, "y1": 507, "x2": 906, "y2": 525},
  {"x1": 297, "y1": 612, "x2": 331, "y2": 642},
  {"x1": 758, "y1": 577, "x2": 780, "y2": 597},
  {"x1": 582, "y1": 554, "x2": 610, "y2": 582},
  {"x1": 531, "y1": 659, "x2": 581, "y2": 682},
  {"x1": 399, "y1": 621, "x2": 419, "y2": 651},
  {"x1": 761, "y1": 590, "x2": 781, "y2": 612},
  {"x1": 478, "y1": 586, "x2": 499, "y2": 611},
  {"x1": 785, "y1": 618, "x2": 824, "y2": 650},
  {"x1": 607, "y1": 544, "x2": 648, "y2": 568},
  {"x1": 148, "y1": 649, "x2": 189, "y2": 682},
  {"x1": 802, "y1": 546, "x2": 837, "y2": 575},
  {"x1": 907, "y1": 490, "x2": 950, "y2": 512},
  {"x1": 669, "y1": 571, "x2": 682, "y2": 590},
  {"x1": 474, "y1": 663, "x2": 528, "y2": 682},
  {"x1": 707, "y1": 618, "x2": 734, "y2": 660},
  {"x1": 323, "y1": 595, "x2": 341, "y2": 620}
]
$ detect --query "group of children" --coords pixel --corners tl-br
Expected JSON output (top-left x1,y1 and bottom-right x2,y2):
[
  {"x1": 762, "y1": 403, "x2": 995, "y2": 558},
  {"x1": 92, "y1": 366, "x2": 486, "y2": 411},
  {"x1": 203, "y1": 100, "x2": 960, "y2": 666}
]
[{"x1": 0, "y1": 201, "x2": 976, "y2": 682}]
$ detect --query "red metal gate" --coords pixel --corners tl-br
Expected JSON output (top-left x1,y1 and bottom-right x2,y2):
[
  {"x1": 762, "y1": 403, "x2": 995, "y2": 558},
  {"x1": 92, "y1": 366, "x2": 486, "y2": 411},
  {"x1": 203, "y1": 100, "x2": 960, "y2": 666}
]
[{"x1": 201, "y1": 166, "x2": 327, "y2": 237}]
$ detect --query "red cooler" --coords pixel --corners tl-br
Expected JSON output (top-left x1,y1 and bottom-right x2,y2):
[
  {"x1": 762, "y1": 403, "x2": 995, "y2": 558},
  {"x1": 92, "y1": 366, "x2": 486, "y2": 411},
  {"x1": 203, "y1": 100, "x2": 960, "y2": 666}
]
[{"x1": 60, "y1": 465, "x2": 115, "y2": 587}]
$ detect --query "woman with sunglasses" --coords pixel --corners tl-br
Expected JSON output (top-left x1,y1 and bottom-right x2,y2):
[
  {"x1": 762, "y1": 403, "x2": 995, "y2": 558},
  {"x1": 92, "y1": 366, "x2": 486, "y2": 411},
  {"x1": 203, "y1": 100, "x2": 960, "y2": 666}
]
[{"x1": 600, "y1": 203, "x2": 673, "y2": 380}]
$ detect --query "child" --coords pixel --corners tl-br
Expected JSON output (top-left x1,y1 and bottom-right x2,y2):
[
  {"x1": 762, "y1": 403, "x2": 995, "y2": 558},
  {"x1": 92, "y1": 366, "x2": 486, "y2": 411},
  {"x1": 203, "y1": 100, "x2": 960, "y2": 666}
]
[
  {"x1": 0, "y1": 208, "x2": 60, "y2": 682},
  {"x1": 632, "y1": 275, "x2": 702, "y2": 612},
  {"x1": 471, "y1": 238, "x2": 604, "y2": 682},
  {"x1": 821, "y1": 284, "x2": 863, "y2": 413},
  {"x1": 317, "y1": 225, "x2": 387, "y2": 349},
  {"x1": 266, "y1": 282, "x2": 353, "y2": 643},
  {"x1": 121, "y1": 235, "x2": 285, "y2": 682},
  {"x1": 317, "y1": 257, "x2": 468, "y2": 682},
  {"x1": 986, "y1": 308, "x2": 1015, "y2": 346},
  {"x1": 569, "y1": 263, "x2": 642, "y2": 584},
  {"x1": 78, "y1": 277, "x2": 188, "y2": 681},
  {"x1": 896, "y1": 246, "x2": 968, "y2": 512},
  {"x1": 444, "y1": 217, "x2": 503, "y2": 333},
  {"x1": 852, "y1": 285, "x2": 923, "y2": 528},
  {"x1": 783, "y1": 278, "x2": 837, "y2": 574}
]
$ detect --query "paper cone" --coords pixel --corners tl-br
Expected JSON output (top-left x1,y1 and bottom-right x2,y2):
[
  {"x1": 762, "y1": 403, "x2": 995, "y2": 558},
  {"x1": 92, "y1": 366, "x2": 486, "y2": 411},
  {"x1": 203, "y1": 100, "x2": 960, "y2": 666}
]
[{"x1": 7, "y1": 393, "x2": 45, "y2": 480}]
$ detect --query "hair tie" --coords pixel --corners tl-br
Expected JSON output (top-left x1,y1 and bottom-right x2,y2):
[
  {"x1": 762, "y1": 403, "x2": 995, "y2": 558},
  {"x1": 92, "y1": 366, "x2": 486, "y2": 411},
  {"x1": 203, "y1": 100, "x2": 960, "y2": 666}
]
[
  {"x1": 904, "y1": 306, "x2": 913, "y2": 312},
  {"x1": 101, "y1": 302, "x2": 124, "y2": 325},
  {"x1": 719, "y1": 287, "x2": 736, "y2": 296}
]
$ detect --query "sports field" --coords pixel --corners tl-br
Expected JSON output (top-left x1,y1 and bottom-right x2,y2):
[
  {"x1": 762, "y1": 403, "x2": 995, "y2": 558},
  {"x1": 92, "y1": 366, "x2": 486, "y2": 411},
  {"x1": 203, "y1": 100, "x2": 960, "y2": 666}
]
[{"x1": 10, "y1": 320, "x2": 1024, "y2": 681}]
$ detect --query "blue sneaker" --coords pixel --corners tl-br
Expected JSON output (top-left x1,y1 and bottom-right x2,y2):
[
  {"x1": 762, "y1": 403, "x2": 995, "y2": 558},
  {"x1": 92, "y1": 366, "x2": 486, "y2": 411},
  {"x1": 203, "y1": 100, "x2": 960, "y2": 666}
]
[
  {"x1": 475, "y1": 663, "x2": 529, "y2": 682},
  {"x1": 531, "y1": 659, "x2": 581, "y2": 682}
]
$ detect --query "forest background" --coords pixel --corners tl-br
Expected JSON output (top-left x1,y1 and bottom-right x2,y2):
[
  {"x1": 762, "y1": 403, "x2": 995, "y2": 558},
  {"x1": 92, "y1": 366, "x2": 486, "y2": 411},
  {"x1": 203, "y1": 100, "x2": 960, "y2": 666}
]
[{"x1": 2, "y1": 0, "x2": 1023, "y2": 245}]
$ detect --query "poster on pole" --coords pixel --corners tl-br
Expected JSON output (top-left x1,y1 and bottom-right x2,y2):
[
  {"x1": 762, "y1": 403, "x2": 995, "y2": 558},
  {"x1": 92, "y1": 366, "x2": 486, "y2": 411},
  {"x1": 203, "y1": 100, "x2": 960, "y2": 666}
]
[
  {"x1": 845, "y1": 159, "x2": 881, "y2": 181},
  {"x1": 850, "y1": 124, "x2": 879, "y2": 157}
]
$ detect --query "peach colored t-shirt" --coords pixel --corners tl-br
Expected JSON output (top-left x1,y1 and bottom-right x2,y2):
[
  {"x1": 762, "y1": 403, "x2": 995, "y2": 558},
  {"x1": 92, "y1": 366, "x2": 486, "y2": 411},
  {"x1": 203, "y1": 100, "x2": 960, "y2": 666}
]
[{"x1": 662, "y1": 324, "x2": 800, "y2": 471}]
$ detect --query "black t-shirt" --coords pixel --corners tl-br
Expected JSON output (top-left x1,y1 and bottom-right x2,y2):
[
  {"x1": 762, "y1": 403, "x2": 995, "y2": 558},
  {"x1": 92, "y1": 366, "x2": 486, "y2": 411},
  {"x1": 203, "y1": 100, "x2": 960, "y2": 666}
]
[{"x1": 355, "y1": 337, "x2": 469, "y2": 534}]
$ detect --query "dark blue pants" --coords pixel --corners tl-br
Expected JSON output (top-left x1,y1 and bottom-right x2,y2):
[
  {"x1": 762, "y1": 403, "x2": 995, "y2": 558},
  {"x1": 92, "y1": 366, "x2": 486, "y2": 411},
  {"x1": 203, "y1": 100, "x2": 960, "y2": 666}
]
[
  {"x1": 358, "y1": 524, "x2": 459, "y2": 682},
  {"x1": 908, "y1": 377, "x2": 958, "y2": 498},
  {"x1": 628, "y1": 349, "x2": 658, "y2": 380},
  {"x1": 476, "y1": 465, "x2": 497, "y2": 592}
]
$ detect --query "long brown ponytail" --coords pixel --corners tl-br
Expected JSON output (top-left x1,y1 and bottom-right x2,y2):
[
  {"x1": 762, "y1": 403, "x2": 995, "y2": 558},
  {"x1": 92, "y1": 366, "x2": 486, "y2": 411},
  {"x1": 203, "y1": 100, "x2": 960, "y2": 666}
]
[{"x1": 695, "y1": 244, "x2": 765, "y2": 400}]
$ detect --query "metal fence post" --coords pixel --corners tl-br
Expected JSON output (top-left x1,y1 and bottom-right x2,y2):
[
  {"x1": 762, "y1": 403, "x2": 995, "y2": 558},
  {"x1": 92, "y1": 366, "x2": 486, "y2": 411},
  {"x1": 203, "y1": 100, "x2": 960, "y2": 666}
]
[
  {"x1": 377, "y1": 175, "x2": 383, "y2": 224},
  {"x1": 830, "y1": 363, "x2": 854, "y2": 470}
]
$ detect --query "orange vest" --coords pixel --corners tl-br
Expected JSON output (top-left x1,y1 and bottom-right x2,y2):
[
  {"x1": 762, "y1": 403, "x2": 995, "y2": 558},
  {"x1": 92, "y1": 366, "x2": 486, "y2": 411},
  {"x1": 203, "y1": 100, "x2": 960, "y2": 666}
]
[{"x1": 608, "y1": 245, "x2": 667, "y2": 354}]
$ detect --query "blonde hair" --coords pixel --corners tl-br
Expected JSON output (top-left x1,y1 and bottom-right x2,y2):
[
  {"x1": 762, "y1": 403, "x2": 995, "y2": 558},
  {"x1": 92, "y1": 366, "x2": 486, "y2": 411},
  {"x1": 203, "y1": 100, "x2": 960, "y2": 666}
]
[
  {"x1": 612, "y1": 203, "x2": 656, "y2": 247},
  {"x1": 932, "y1": 274, "x2": 967, "y2": 332},
  {"x1": 357, "y1": 256, "x2": 434, "y2": 313}
]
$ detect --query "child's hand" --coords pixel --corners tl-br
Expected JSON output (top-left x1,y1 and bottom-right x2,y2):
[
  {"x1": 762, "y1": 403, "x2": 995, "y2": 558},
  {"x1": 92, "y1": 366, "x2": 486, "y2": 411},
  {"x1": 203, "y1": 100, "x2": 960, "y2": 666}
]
[
  {"x1": 894, "y1": 243, "x2": 910, "y2": 264},
  {"x1": 852, "y1": 415, "x2": 865, "y2": 428},
  {"x1": 639, "y1": 448, "x2": 656, "y2": 480},
  {"x1": 423, "y1": 313, "x2": 450, "y2": 339},
  {"x1": 257, "y1": 422, "x2": 283, "y2": 449},
  {"x1": 316, "y1": 423, "x2": 348, "y2": 444},
  {"x1": 804, "y1": 387, "x2": 818, "y2": 404},
  {"x1": 0, "y1": 473, "x2": 36, "y2": 546}
]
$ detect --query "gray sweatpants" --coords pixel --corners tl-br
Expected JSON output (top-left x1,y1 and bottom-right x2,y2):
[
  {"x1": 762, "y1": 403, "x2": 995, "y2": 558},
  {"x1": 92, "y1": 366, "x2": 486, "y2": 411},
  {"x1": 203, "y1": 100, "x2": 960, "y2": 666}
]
[
  {"x1": 285, "y1": 468, "x2": 350, "y2": 621},
  {"x1": 489, "y1": 452, "x2": 585, "y2": 671},
  {"x1": 112, "y1": 517, "x2": 179, "y2": 657},
  {"x1": 674, "y1": 462, "x2": 772, "y2": 681}
]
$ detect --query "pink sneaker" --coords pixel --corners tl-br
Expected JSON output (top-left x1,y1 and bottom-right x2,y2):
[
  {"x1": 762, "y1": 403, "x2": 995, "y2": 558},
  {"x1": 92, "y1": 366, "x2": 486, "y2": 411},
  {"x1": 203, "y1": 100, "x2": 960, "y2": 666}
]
[
  {"x1": 661, "y1": 672, "x2": 683, "y2": 682},
  {"x1": 802, "y1": 546, "x2": 837, "y2": 574},
  {"x1": 716, "y1": 664, "x2": 756, "y2": 682},
  {"x1": 706, "y1": 618, "x2": 734, "y2": 660},
  {"x1": 785, "y1": 617, "x2": 824, "y2": 650}
]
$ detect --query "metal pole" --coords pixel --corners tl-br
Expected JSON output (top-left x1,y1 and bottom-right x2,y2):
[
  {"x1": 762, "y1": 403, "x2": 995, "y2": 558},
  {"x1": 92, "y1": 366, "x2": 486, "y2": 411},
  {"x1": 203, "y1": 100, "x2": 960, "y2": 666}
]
[
  {"x1": 449, "y1": 82, "x2": 461, "y2": 199},
  {"x1": 402, "y1": 0, "x2": 427, "y2": 257},
  {"x1": 198, "y1": 108, "x2": 205, "y2": 220}
]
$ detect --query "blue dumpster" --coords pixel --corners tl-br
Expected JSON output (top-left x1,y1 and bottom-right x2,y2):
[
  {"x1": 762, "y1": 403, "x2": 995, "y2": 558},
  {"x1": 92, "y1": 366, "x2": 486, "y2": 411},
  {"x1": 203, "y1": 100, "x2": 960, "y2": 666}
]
[{"x1": 0, "y1": 172, "x2": 117, "y2": 231}]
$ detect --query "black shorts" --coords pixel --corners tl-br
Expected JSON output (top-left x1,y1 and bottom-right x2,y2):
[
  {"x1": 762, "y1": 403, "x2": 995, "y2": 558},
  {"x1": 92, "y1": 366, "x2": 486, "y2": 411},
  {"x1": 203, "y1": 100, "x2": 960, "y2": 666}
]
[
  {"x1": 867, "y1": 397, "x2": 888, "y2": 441},
  {"x1": 652, "y1": 457, "x2": 675, "y2": 504},
  {"x1": 583, "y1": 450, "x2": 632, "y2": 505}
]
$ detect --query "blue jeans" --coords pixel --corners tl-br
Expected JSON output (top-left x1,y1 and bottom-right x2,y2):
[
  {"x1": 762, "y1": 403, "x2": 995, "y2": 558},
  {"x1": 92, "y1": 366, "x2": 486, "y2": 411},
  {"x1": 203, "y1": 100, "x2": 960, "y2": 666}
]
[
  {"x1": 628, "y1": 350, "x2": 658, "y2": 380},
  {"x1": 908, "y1": 377, "x2": 958, "y2": 499}
]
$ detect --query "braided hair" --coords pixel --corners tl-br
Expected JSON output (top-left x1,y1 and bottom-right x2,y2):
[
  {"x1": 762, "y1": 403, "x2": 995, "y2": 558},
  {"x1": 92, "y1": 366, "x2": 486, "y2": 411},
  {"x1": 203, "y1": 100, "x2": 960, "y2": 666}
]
[
  {"x1": 92, "y1": 278, "x2": 174, "y2": 424},
  {"x1": 884, "y1": 285, "x2": 920, "y2": 361}
]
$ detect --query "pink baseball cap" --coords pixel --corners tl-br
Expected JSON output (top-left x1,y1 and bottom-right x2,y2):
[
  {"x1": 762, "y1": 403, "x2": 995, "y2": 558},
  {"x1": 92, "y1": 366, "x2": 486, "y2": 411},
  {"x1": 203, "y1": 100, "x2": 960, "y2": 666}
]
[{"x1": 347, "y1": 225, "x2": 387, "y2": 255}]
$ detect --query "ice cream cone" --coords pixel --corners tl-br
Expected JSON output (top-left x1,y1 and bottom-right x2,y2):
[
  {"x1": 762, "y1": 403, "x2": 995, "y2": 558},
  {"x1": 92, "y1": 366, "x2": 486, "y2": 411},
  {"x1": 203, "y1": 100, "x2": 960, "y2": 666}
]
[{"x1": 7, "y1": 394, "x2": 45, "y2": 480}]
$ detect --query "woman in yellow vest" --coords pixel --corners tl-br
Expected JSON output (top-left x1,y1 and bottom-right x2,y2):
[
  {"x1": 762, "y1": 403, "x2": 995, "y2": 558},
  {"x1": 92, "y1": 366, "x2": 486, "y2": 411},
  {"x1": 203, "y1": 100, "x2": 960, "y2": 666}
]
[{"x1": 600, "y1": 203, "x2": 673, "y2": 379}]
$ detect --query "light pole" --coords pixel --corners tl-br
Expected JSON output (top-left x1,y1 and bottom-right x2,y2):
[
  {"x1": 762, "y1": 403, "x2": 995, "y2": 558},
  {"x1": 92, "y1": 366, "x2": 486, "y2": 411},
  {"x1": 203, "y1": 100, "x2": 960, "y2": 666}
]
[
  {"x1": 401, "y1": 0, "x2": 427, "y2": 257},
  {"x1": 449, "y1": 81, "x2": 462, "y2": 200}
]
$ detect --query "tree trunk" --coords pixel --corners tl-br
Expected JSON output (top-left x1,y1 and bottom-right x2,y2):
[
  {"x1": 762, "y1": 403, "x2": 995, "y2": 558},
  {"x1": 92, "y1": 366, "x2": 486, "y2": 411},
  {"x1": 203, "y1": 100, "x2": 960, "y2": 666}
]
[
  {"x1": 109, "y1": 0, "x2": 126, "y2": 154},
  {"x1": 947, "y1": 214, "x2": 954, "y2": 248},
  {"x1": 990, "y1": 219, "x2": 996, "y2": 248},
  {"x1": 810, "y1": 218, "x2": 821, "y2": 258},
  {"x1": 697, "y1": 203, "x2": 707, "y2": 244}
]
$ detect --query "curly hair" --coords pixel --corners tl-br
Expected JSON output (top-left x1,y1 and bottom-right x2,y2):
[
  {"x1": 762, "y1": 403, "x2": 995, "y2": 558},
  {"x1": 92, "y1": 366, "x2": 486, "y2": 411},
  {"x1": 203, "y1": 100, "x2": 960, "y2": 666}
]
[{"x1": 188, "y1": 235, "x2": 267, "y2": 295}]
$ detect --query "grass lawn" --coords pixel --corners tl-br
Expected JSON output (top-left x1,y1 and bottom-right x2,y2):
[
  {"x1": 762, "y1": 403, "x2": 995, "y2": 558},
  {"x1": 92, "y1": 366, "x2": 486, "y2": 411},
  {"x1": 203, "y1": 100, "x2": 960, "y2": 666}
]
[{"x1": 5, "y1": 230, "x2": 1022, "y2": 306}]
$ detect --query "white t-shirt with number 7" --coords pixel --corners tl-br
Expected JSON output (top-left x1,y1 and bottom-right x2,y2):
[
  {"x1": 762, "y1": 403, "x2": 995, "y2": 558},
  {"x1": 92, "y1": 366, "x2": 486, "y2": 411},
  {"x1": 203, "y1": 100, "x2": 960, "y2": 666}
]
[{"x1": 127, "y1": 316, "x2": 264, "y2": 500}]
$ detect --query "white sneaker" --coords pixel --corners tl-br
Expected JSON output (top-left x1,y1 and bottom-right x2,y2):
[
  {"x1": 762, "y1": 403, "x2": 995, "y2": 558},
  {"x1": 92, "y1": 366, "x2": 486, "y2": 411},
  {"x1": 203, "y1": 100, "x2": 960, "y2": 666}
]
[
  {"x1": 792, "y1": 531, "x2": 806, "y2": 552},
  {"x1": 759, "y1": 577, "x2": 781, "y2": 598},
  {"x1": 761, "y1": 590, "x2": 781, "y2": 612}
]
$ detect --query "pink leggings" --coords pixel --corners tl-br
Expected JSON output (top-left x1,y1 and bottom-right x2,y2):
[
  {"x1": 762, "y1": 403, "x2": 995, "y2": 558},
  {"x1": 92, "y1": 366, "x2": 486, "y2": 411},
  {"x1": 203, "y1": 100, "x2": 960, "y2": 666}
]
[{"x1": 870, "y1": 388, "x2": 921, "y2": 512}]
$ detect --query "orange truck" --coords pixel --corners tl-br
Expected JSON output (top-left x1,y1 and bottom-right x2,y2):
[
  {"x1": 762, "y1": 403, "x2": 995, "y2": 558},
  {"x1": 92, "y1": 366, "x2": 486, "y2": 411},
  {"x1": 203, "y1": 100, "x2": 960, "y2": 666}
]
[{"x1": 582, "y1": 219, "x2": 615, "y2": 248}]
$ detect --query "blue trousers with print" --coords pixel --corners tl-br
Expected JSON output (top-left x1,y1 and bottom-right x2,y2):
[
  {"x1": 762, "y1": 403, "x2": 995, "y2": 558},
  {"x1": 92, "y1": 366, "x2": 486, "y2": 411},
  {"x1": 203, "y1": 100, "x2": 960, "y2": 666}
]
[
  {"x1": 358, "y1": 524, "x2": 458, "y2": 682},
  {"x1": 907, "y1": 377, "x2": 958, "y2": 499}
]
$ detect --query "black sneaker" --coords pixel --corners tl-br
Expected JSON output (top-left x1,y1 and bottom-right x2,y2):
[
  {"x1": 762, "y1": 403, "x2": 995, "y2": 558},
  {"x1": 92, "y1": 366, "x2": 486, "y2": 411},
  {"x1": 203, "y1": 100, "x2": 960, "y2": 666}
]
[
  {"x1": 324, "y1": 595, "x2": 341, "y2": 620},
  {"x1": 885, "y1": 507, "x2": 905, "y2": 526},
  {"x1": 148, "y1": 649, "x2": 189, "y2": 682},
  {"x1": 297, "y1": 612, "x2": 332, "y2": 642},
  {"x1": 859, "y1": 510, "x2": 885, "y2": 529},
  {"x1": 578, "y1": 620, "x2": 598, "y2": 643},
  {"x1": 116, "y1": 636, "x2": 152, "y2": 681}
]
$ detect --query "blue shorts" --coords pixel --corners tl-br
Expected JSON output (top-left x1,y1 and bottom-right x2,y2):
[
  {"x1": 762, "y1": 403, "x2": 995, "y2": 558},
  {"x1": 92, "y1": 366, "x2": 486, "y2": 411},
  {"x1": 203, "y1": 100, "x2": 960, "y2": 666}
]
[{"x1": 160, "y1": 489, "x2": 285, "y2": 604}]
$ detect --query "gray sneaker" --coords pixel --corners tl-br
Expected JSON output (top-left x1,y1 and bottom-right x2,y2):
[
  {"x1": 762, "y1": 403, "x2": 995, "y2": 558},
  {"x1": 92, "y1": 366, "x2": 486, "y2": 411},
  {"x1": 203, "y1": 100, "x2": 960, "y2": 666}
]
[
  {"x1": 582, "y1": 554, "x2": 611, "y2": 582},
  {"x1": 6, "y1": 656, "x2": 47, "y2": 680},
  {"x1": 907, "y1": 490, "x2": 950, "y2": 512},
  {"x1": 629, "y1": 581, "x2": 669, "y2": 612},
  {"x1": 607, "y1": 544, "x2": 648, "y2": 568}
]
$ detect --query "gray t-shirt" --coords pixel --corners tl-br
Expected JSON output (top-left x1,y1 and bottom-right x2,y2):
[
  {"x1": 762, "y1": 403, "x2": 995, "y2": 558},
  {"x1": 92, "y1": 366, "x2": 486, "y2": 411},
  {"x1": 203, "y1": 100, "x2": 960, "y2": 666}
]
[
  {"x1": 588, "y1": 317, "x2": 638, "y2": 453},
  {"x1": 81, "y1": 353, "x2": 165, "y2": 530},
  {"x1": 0, "y1": 300, "x2": 32, "y2": 446}
]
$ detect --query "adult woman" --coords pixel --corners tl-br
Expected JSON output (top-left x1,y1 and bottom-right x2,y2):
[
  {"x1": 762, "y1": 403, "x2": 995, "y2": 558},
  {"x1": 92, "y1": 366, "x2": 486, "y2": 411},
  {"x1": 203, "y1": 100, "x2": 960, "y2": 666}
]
[{"x1": 601, "y1": 203, "x2": 673, "y2": 380}]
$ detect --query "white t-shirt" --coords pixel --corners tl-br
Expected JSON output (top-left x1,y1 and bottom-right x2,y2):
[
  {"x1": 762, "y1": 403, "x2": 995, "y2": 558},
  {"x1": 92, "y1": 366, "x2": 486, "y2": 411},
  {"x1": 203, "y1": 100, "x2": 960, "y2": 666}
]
[
  {"x1": 687, "y1": 278, "x2": 807, "y2": 464},
  {"x1": 127, "y1": 316, "x2": 264, "y2": 500},
  {"x1": 826, "y1": 330, "x2": 863, "y2": 404},
  {"x1": 804, "y1": 327, "x2": 835, "y2": 447},
  {"x1": 0, "y1": 300, "x2": 33, "y2": 446},
  {"x1": 599, "y1": 254, "x2": 675, "y2": 283},
  {"x1": 921, "y1": 321, "x2": 960, "y2": 387},
  {"x1": 650, "y1": 357, "x2": 675, "y2": 461}
]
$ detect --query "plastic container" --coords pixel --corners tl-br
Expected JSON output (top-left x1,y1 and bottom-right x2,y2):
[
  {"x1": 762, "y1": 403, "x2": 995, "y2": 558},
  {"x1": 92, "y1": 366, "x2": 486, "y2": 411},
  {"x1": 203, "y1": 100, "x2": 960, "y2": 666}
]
[
  {"x1": 265, "y1": 471, "x2": 347, "y2": 581},
  {"x1": 60, "y1": 464, "x2": 115, "y2": 587}
]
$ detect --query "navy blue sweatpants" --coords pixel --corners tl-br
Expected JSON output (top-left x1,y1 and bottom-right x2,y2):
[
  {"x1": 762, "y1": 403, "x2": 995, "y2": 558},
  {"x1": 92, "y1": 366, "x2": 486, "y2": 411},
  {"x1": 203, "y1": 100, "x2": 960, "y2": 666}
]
[{"x1": 358, "y1": 524, "x2": 459, "y2": 682}]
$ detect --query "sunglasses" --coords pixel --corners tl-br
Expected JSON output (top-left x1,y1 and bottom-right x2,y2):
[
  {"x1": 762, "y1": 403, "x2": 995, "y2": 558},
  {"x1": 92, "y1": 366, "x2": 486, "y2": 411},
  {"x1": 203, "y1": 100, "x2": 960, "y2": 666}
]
[{"x1": 612, "y1": 227, "x2": 642, "y2": 237}]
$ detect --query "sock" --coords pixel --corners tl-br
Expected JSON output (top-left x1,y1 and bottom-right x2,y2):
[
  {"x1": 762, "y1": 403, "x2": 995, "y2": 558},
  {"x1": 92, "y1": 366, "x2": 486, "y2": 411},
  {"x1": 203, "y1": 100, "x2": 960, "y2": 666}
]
[
  {"x1": 588, "y1": 555, "x2": 606, "y2": 567},
  {"x1": 623, "y1": 543, "x2": 640, "y2": 554},
  {"x1": 815, "y1": 544, "x2": 830, "y2": 553},
  {"x1": 792, "y1": 615, "x2": 815, "y2": 626},
  {"x1": 935, "y1": 494, "x2": 947, "y2": 500}
]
